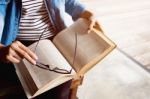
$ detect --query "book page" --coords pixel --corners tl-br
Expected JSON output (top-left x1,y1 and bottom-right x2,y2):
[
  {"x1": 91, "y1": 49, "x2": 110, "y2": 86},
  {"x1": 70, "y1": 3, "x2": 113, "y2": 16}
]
[
  {"x1": 15, "y1": 63, "x2": 37, "y2": 99},
  {"x1": 15, "y1": 40, "x2": 74, "y2": 97},
  {"x1": 53, "y1": 18, "x2": 116, "y2": 75}
]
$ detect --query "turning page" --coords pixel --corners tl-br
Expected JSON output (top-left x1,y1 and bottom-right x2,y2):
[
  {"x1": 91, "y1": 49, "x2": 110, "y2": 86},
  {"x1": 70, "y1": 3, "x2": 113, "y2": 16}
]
[{"x1": 53, "y1": 18, "x2": 116, "y2": 75}]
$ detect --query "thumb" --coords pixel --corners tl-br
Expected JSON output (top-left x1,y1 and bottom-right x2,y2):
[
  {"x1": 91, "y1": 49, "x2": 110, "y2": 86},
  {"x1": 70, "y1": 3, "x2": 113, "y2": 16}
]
[{"x1": 87, "y1": 18, "x2": 96, "y2": 33}]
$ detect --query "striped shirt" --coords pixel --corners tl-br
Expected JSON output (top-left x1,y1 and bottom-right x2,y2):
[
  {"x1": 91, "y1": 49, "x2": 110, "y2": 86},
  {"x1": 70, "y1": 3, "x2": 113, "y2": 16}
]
[{"x1": 17, "y1": 0, "x2": 56, "y2": 41}]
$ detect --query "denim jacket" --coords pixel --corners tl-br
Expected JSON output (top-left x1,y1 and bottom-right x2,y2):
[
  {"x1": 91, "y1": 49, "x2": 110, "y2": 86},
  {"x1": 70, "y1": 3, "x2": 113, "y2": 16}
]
[{"x1": 0, "y1": 0, "x2": 85, "y2": 46}]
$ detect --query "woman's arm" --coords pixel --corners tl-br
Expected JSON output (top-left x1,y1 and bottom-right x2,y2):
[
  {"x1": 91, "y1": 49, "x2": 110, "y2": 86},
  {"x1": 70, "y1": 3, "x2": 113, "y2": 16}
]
[
  {"x1": 65, "y1": 0, "x2": 103, "y2": 33},
  {"x1": 0, "y1": 41, "x2": 38, "y2": 65}
]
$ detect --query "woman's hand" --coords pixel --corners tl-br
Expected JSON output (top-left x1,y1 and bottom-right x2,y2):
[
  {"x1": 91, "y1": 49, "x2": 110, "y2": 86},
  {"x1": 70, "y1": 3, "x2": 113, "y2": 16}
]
[
  {"x1": 80, "y1": 10, "x2": 103, "y2": 33},
  {"x1": 0, "y1": 41, "x2": 38, "y2": 65}
]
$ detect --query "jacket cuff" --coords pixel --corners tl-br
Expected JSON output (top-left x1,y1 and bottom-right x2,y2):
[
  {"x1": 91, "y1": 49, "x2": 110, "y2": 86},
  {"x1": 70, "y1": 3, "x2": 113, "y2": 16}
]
[{"x1": 66, "y1": 0, "x2": 86, "y2": 20}]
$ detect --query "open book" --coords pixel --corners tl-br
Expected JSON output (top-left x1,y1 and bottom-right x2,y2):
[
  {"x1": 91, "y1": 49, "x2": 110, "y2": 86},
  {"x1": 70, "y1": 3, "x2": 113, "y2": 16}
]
[{"x1": 14, "y1": 18, "x2": 116, "y2": 99}]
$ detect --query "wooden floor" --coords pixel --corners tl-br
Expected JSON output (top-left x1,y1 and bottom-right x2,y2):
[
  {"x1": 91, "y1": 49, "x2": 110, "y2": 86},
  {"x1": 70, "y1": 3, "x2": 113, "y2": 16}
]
[{"x1": 77, "y1": 0, "x2": 150, "y2": 99}]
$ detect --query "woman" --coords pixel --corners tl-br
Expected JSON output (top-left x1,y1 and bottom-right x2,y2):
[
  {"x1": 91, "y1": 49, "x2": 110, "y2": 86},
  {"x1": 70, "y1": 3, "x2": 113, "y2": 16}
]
[{"x1": 0, "y1": 0, "x2": 101, "y2": 98}]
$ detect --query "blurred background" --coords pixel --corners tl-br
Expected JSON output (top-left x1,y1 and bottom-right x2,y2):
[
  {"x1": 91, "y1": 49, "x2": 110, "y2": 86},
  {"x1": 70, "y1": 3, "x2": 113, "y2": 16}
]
[{"x1": 77, "y1": 0, "x2": 150, "y2": 99}]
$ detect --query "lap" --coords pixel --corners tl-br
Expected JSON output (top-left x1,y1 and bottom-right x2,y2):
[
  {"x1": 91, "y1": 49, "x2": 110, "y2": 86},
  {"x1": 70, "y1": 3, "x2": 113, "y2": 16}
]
[
  {"x1": 37, "y1": 80, "x2": 72, "y2": 99},
  {"x1": 0, "y1": 62, "x2": 72, "y2": 99},
  {"x1": 0, "y1": 62, "x2": 27, "y2": 99}
]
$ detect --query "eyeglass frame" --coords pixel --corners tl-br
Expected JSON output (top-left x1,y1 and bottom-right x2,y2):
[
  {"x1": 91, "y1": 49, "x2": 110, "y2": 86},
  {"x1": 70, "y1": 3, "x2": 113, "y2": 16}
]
[{"x1": 31, "y1": 27, "x2": 77, "y2": 74}]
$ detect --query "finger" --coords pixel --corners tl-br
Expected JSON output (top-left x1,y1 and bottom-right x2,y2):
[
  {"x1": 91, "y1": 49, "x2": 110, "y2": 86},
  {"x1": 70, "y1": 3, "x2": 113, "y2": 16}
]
[
  {"x1": 90, "y1": 19, "x2": 95, "y2": 30},
  {"x1": 6, "y1": 55, "x2": 20, "y2": 63},
  {"x1": 11, "y1": 41, "x2": 37, "y2": 65},
  {"x1": 17, "y1": 41, "x2": 38, "y2": 60},
  {"x1": 17, "y1": 48, "x2": 36, "y2": 65},
  {"x1": 9, "y1": 48, "x2": 22, "y2": 61},
  {"x1": 88, "y1": 18, "x2": 96, "y2": 33},
  {"x1": 94, "y1": 21, "x2": 104, "y2": 33}
]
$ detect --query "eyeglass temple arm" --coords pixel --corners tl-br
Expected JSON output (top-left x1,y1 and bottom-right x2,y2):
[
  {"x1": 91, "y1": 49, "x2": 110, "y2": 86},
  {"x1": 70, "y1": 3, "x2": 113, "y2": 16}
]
[
  {"x1": 35, "y1": 62, "x2": 50, "y2": 70},
  {"x1": 34, "y1": 28, "x2": 48, "y2": 52}
]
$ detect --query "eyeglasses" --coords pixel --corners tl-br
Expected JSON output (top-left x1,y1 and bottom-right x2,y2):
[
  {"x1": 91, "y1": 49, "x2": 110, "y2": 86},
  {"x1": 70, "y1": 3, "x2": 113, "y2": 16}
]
[
  {"x1": 32, "y1": 28, "x2": 77, "y2": 74},
  {"x1": 35, "y1": 61, "x2": 72, "y2": 74}
]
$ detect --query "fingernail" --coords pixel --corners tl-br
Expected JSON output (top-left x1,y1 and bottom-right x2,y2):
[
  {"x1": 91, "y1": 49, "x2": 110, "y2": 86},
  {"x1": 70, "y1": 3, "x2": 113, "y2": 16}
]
[
  {"x1": 87, "y1": 30, "x2": 91, "y2": 34},
  {"x1": 35, "y1": 56, "x2": 38, "y2": 60},
  {"x1": 34, "y1": 55, "x2": 38, "y2": 60},
  {"x1": 32, "y1": 60, "x2": 36, "y2": 65}
]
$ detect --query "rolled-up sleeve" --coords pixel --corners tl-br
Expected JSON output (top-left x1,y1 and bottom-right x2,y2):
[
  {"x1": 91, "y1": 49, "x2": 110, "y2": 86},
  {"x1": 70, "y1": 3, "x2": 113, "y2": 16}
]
[
  {"x1": 0, "y1": 1, "x2": 7, "y2": 42},
  {"x1": 65, "y1": 0, "x2": 85, "y2": 20}
]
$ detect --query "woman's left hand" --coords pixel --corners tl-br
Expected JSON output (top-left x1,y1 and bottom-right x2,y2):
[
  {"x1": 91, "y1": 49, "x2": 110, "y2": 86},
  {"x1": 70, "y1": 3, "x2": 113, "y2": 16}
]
[
  {"x1": 80, "y1": 10, "x2": 103, "y2": 33},
  {"x1": 88, "y1": 16, "x2": 103, "y2": 33}
]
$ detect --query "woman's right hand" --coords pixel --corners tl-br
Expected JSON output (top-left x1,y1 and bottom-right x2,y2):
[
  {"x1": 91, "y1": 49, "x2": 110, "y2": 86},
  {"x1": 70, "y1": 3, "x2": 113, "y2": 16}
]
[{"x1": 0, "y1": 41, "x2": 38, "y2": 65}]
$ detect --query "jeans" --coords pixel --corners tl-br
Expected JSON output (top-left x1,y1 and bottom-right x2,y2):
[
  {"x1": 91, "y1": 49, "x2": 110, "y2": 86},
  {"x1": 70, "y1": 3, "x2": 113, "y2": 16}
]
[
  {"x1": 0, "y1": 62, "x2": 27, "y2": 99},
  {"x1": 0, "y1": 62, "x2": 72, "y2": 99}
]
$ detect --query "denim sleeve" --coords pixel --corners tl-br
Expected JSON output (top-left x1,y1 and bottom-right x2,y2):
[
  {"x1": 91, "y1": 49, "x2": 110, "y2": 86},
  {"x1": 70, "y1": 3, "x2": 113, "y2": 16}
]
[
  {"x1": 0, "y1": 1, "x2": 8, "y2": 42},
  {"x1": 65, "y1": 0, "x2": 85, "y2": 20}
]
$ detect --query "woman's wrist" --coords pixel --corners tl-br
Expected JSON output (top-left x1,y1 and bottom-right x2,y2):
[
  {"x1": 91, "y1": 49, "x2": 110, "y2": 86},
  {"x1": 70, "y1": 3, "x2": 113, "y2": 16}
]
[
  {"x1": 0, "y1": 44, "x2": 4, "y2": 47},
  {"x1": 80, "y1": 10, "x2": 94, "y2": 20}
]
